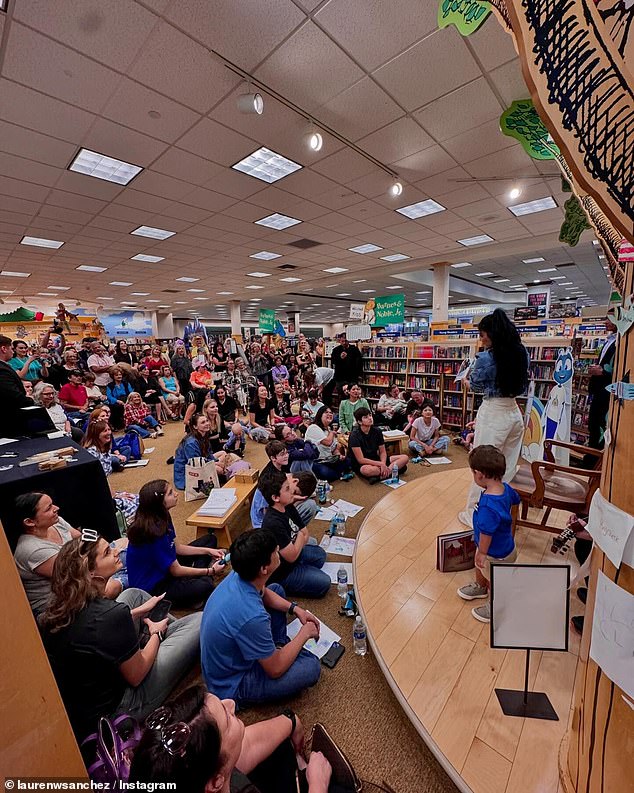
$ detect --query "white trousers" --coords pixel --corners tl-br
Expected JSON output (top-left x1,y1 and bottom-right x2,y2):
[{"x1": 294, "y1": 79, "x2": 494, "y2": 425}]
[{"x1": 466, "y1": 397, "x2": 524, "y2": 510}]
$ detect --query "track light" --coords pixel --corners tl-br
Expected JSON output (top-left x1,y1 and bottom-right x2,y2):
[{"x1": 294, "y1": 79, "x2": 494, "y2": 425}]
[
  {"x1": 307, "y1": 130, "x2": 323, "y2": 152},
  {"x1": 509, "y1": 186, "x2": 522, "y2": 200},
  {"x1": 390, "y1": 180, "x2": 403, "y2": 197},
  {"x1": 237, "y1": 87, "x2": 264, "y2": 115}
]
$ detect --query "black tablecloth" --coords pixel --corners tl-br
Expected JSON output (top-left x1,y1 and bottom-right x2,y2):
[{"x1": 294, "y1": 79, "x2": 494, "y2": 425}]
[{"x1": 0, "y1": 436, "x2": 118, "y2": 550}]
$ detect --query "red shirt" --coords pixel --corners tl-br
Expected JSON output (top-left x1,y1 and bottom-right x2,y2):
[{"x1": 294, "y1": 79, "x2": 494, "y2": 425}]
[
  {"x1": 124, "y1": 402, "x2": 151, "y2": 427},
  {"x1": 143, "y1": 356, "x2": 164, "y2": 375},
  {"x1": 58, "y1": 382, "x2": 88, "y2": 409}
]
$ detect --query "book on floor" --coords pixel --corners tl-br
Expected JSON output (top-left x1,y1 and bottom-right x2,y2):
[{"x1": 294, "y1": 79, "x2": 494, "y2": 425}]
[{"x1": 436, "y1": 529, "x2": 476, "y2": 572}]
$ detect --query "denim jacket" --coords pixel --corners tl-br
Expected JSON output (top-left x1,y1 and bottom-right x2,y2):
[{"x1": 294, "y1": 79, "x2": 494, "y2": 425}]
[{"x1": 469, "y1": 348, "x2": 529, "y2": 398}]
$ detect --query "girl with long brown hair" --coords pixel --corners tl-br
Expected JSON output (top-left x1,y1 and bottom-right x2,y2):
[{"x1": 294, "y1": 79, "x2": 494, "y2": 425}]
[{"x1": 39, "y1": 535, "x2": 202, "y2": 741}]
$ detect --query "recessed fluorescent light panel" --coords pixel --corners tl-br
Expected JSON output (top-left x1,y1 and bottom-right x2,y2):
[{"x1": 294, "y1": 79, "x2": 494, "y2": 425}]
[
  {"x1": 20, "y1": 236, "x2": 65, "y2": 249},
  {"x1": 232, "y1": 147, "x2": 302, "y2": 183},
  {"x1": 385, "y1": 285, "x2": 402, "y2": 289},
  {"x1": 551, "y1": 275, "x2": 567, "y2": 280},
  {"x1": 176, "y1": 277, "x2": 199, "y2": 282},
  {"x1": 380, "y1": 254, "x2": 410, "y2": 262},
  {"x1": 38, "y1": 293, "x2": 57, "y2": 297},
  {"x1": 68, "y1": 148, "x2": 142, "y2": 185},
  {"x1": 475, "y1": 271, "x2": 494, "y2": 276},
  {"x1": 187, "y1": 289, "x2": 205, "y2": 293},
  {"x1": 250, "y1": 251, "x2": 281, "y2": 260},
  {"x1": 77, "y1": 265, "x2": 107, "y2": 273},
  {"x1": 131, "y1": 226, "x2": 176, "y2": 240},
  {"x1": 110, "y1": 281, "x2": 133, "y2": 287},
  {"x1": 131, "y1": 292, "x2": 150, "y2": 296},
  {"x1": 494, "y1": 278, "x2": 510, "y2": 283},
  {"x1": 96, "y1": 297, "x2": 113, "y2": 300},
  {"x1": 245, "y1": 285, "x2": 264, "y2": 290},
  {"x1": 324, "y1": 267, "x2": 349, "y2": 273},
  {"x1": 255, "y1": 213, "x2": 302, "y2": 230},
  {"x1": 509, "y1": 197, "x2": 557, "y2": 216},
  {"x1": 280, "y1": 277, "x2": 302, "y2": 282},
  {"x1": 451, "y1": 262, "x2": 472, "y2": 268},
  {"x1": 348, "y1": 245, "x2": 382, "y2": 254},
  {"x1": 1, "y1": 271, "x2": 30, "y2": 277},
  {"x1": 217, "y1": 291, "x2": 234, "y2": 295},
  {"x1": 247, "y1": 272, "x2": 272, "y2": 278},
  {"x1": 396, "y1": 199, "x2": 446, "y2": 219},
  {"x1": 522, "y1": 257, "x2": 545, "y2": 264},
  {"x1": 48, "y1": 286, "x2": 69, "y2": 290},
  {"x1": 359, "y1": 289, "x2": 376, "y2": 293},
  {"x1": 538, "y1": 268, "x2": 558, "y2": 273},
  {"x1": 131, "y1": 254, "x2": 165, "y2": 263},
  {"x1": 458, "y1": 235, "x2": 494, "y2": 246}
]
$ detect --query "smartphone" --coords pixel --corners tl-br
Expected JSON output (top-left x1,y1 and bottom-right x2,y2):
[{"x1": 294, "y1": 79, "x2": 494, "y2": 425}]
[
  {"x1": 147, "y1": 598, "x2": 172, "y2": 622},
  {"x1": 321, "y1": 642, "x2": 345, "y2": 669},
  {"x1": 218, "y1": 553, "x2": 231, "y2": 566}
]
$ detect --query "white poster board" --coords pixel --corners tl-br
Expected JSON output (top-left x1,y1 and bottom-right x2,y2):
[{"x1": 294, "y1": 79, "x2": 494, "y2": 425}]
[
  {"x1": 589, "y1": 571, "x2": 634, "y2": 699},
  {"x1": 491, "y1": 564, "x2": 569, "y2": 650}
]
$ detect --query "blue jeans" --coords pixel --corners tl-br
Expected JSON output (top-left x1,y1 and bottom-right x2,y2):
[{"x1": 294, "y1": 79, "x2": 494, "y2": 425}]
[
  {"x1": 235, "y1": 584, "x2": 321, "y2": 707},
  {"x1": 312, "y1": 457, "x2": 352, "y2": 482},
  {"x1": 279, "y1": 543, "x2": 329, "y2": 598},
  {"x1": 127, "y1": 415, "x2": 159, "y2": 438},
  {"x1": 409, "y1": 435, "x2": 449, "y2": 455},
  {"x1": 296, "y1": 498, "x2": 318, "y2": 526}
]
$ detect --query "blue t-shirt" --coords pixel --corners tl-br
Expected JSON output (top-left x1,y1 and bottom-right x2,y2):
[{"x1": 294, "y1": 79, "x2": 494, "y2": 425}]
[
  {"x1": 127, "y1": 524, "x2": 177, "y2": 592},
  {"x1": 250, "y1": 488, "x2": 267, "y2": 528},
  {"x1": 473, "y1": 483, "x2": 520, "y2": 559},
  {"x1": 201, "y1": 571, "x2": 276, "y2": 700}
]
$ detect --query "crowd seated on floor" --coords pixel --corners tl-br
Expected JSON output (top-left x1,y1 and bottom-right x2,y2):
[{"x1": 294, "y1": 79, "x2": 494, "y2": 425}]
[{"x1": 5, "y1": 329, "x2": 471, "y2": 791}]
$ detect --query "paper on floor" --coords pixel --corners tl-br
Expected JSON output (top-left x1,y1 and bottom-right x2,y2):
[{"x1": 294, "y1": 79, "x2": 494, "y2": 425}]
[
  {"x1": 426, "y1": 456, "x2": 452, "y2": 465},
  {"x1": 320, "y1": 536, "x2": 355, "y2": 556},
  {"x1": 287, "y1": 616, "x2": 341, "y2": 659},
  {"x1": 322, "y1": 562, "x2": 354, "y2": 585},
  {"x1": 315, "y1": 507, "x2": 337, "y2": 522},
  {"x1": 331, "y1": 498, "x2": 363, "y2": 517},
  {"x1": 143, "y1": 447, "x2": 155, "y2": 454},
  {"x1": 384, "y1": 478, "x2": 407, "y2": 489},
  {"x1": 123, "y1": 458, "x2": 150, "y2": 468}
]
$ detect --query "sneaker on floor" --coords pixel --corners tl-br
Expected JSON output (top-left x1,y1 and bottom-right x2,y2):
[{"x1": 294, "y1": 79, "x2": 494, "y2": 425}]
[
  {"x1": 156, "y1": 428, "x2": 165, "y2": 436},
  {"x1": 472, "y1": 602, "x2": 490, "y2": 623},
  {"x1": 411, "y1": 456, "x2": 423, "y2": 464},
  {"x1": 457, "y1": 582, "x2": 489, "y2": 600},
  {"x1": 577, "y1": 587, "x2": 587, "y2": 604},
  {"x1": 166, "y1": 456, "x2": 174, "y2": 465},
  {"x1": 458, "y1": 509, "x2": 473, "y2": 528},
  {"x1": 149, "y1": 432, "x2": 158, "y2": 439},
  {"x1": 341, "y1": 472, "x2": 354, "y2": 481}
]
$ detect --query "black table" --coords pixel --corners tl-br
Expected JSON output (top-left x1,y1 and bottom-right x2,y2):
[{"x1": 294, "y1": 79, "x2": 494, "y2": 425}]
[{"x1": 0, "y1": 436, "x2": 118, "y2": 550}]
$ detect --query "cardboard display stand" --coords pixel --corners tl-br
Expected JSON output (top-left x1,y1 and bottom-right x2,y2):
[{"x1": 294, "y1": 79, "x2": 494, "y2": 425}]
[{"x1": 491, "y1": 563, "x2": 570, "y2": 720}]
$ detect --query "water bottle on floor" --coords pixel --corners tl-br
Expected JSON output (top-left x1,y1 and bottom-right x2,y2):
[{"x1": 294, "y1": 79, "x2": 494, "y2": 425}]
[
  {"x1": 335, "y1": 511, "x2": 346, "y2": 536},
  {"x1": 337, "y1": 565, "x2": 348, "y2": 600},
  {"x1": 391, "y1": 462, "x2": 399, "y2": 483},
  {"x1": 353, "y1": 615, "x2": 367, "y2": 656},
  {"x1": 317, "y1": 480, "x2": 327, "y2": 504}
]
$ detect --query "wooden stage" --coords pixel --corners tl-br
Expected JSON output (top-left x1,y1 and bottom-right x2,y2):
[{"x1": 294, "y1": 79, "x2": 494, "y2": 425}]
[{"x1": 354, "y1": 468, "x2": 582, "y2": 793}]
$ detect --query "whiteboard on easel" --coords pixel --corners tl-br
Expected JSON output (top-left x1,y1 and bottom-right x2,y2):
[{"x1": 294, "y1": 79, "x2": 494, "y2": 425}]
[{"x1": 490, "y1": 564, "x2": 569, "y2": 651}]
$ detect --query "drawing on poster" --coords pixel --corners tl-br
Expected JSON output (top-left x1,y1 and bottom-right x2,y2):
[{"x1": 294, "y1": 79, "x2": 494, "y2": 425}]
[{"x1": 590, "y1": 571, "x2": 634, "y2": 700}]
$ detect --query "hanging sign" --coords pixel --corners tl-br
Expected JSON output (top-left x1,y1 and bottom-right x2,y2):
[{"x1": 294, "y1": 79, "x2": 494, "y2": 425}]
[
  {"x1": 258, "y1": 308, "x2": 275, "y2": 333},
  {"x1": 437, "y1": 0, "x2": 491, "y2": 36},
  {"x1": 587, "y1": 489, "x2": 634, "y2": 569},
  {"x1": 349, "y1": 303, "x2": 365, "y2": 321},
  {"x1": 499, "y1": 99, "x2": 559, "y2": 160},
  {"x1": 369, "y1": 294, "x2": 405, "y2": 327}
]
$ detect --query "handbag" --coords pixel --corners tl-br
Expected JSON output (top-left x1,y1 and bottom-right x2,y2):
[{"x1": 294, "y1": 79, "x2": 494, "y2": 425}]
[
  {"x1": 185, "y1": 456, "x2": 220, "y2": 501},
  {"x1": 82, "y1": 714, "x2": 141, "y2": 786},
  {"x1": 299, "y1": 723, "x2": 362, "y2": 793}
]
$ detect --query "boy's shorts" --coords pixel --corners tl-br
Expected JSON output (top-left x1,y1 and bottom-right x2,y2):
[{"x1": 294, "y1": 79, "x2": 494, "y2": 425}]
[{"x1": 484, "y1": 545, "x2": 517, "y2": 580}]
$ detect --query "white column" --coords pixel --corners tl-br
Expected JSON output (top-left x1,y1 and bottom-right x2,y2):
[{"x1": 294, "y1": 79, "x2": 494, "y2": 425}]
[
  {"x1": 153, "y1": 312, "x2": 174, "y2": 338},
  {"x1": 230, "y1": 301, "x2": 242, "y2": 338},
  {"x1": 292, "y1": 311, "x2": 300, "y2": 335},
  {"x1": 432, "y1": 263, "x2": 450, "y2": 322}
]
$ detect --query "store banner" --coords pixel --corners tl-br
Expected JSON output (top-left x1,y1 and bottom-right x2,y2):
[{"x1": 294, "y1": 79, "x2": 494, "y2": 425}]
[
  {"x1": 368, "y1": 294, "x2": 405, "y2": 326},
  {"x1": 258, "y1": 308, "x2": 275, "y2": 333},
  {"x1": 349, "y1": 303, "x2": 365, "y2": 320}
]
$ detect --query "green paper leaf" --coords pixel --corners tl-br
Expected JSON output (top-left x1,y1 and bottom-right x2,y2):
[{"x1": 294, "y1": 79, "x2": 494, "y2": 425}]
[
  {"x1": 500, "y1": 99, "x2": 560, "y2": 160},
  {"x1": 438, "y1": 0, "x2": 491, "y2": 36},
  {"x1": 559, "y1": 195, "x2": 591, "y2": 246}
]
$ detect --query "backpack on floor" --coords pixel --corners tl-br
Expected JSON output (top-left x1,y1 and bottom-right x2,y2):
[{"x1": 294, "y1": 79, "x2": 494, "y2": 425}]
[
  {"x1": 82, "y1": 714, "x2": 141, "y2": 787},
  {"x1": 113, "y1": 431, "x2": 143, "y2": 460}
]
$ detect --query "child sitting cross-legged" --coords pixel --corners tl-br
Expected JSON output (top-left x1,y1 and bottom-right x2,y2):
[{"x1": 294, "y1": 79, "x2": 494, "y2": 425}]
[
  {"x1": 408, "y1": 403, "x2": 449, "y2": 457},
  {"x1": 223, "y1": 421, "x2": 246, "y2": 457},
  {"x1": 124, "y1": 391, "x2": 164, "y2": 439},
  {"x1": 457, "y1": 445, "x2": 520, "y2": 623}
]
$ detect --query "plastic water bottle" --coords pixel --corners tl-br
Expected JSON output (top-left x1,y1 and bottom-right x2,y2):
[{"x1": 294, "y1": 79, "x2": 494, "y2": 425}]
[
  {"x1": 317, "y1": 480, "x2": 327, "y2": 504},
  {"x1": 328, "y1": 515, "x2": 338, "y2": 536},
  {"x1": 335, "y1": 511, "x2": 346, "y2": 536},
  {"x1": 391, "y1": 462, "x2": 399, "y2": 483},
  {"x1": 353, "y1": 616, "x2": 367, "y2": 656},
  {"x1": 337, "y1": 566, "x2": 348, "y2": 599}
]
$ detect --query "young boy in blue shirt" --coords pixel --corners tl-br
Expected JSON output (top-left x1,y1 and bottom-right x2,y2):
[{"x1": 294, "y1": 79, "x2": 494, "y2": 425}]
[{"x1": 457, "y1": 445, "x2": 519, "y2": 623}]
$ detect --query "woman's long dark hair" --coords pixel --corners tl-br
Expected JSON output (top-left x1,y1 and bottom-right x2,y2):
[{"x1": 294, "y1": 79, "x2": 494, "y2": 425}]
[
  {"x1": 127, "y1": 479, "x2": 171, "y2": 544},
  {"x1": 177, "y1": 412, "x2": 211, "y2": 459},
  {"x1": 314, "y1": 404, "x2": 332, "y2": 429},
  {"x1": 129, "y1": 685, "x2": 222, "y2": 791},
  {"x1": 478, "y1": 309, "x2": 529, "y2": 397}
]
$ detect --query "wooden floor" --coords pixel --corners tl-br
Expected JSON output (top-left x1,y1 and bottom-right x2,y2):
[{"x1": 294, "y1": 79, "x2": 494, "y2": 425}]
[{"x1": 354, "y1": 468, "x2": 582, "y2": 793}]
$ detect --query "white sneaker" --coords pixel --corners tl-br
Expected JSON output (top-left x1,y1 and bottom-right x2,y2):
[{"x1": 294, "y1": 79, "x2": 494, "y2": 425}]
[
  {"x1": 156, "y1": 427, "x2": 164, "y2": 436},
  {"x1": 458, "y1": 509, "x2": 473, "y2": 528},
  {"x1": 457, "y1": 582, "x2": 488, "y2": 601},
  {"x1": 472, "y1": 602, "x2": 491, "y2": 623}
]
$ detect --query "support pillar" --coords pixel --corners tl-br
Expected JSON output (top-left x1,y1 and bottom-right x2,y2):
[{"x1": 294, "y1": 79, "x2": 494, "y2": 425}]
[
  {"x1": 432, "y1": 263, "x2": 450, "y2": 322},
  {"x1": 153, "y1": 312, "x2": 174, "y2": 339},
  {"x1": 230, "y1": 301, "x2": 242, "y2": 342}
]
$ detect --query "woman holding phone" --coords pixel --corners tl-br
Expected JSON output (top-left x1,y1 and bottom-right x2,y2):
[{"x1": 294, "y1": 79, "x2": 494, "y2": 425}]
[{"x1": 39, "y1": 534, "x2": 202, "y2": 741}]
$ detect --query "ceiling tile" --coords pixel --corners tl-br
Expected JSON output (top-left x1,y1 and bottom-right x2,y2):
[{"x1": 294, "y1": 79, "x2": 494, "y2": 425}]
[
  {"x1": 47, "y1": 190, "x2": 108, "y2": 215},
  {"x1": 14, "y1": 0, "x2": 158, "y2": 70},
  {"x1": 318, "y1": 78, "x2": 402, "y2": 141},
  {"x1": 177, "y1": 118, "x2": 257, "y2": 165},
  {"x1": 0, "y1": 152, "x2": 61, "y2": 187},
  {"x1": 357, "y1": 117, "x2": 434, "y2": 163},
  {"x1": 3, "y1": 23, "x2": 121, "y2": 113},
  {"x1": 0, "y1": 120, "x2": 77, "y2": 167},
  {"x1": 489, "y1": 59, "x2": 530, "y2": 106},
  {"x1": 415, "y1": 78, "x2": 503, "y2": 141},
  {"x1": 373, "y1": 28, "x2": 480, "y2": 111},
  {"x1": 392, "y1": 145, "x2": 458, "y2": 182},
  {"x1": 129, "y1": 21, "x2": 240, "y2": 113},
  {"x1": 151, "y1": 148, "x2": 224, "y2": 187},
  {"x1": 467, "y1": 20, "x2": 519, "y2": 71},
  {"x1": 83, "y1": 118, "x2": 169, "y2": 166},
  {"x1": 316, "y1": 0, "x2": 438, "y2": 71},
  {"x1": 180, "y1": 187, "x2": 236, "y2": 213},
  {"x1": 55, "y1": 170, "x2": 125, "y2": 200},
  {"x1": 102, "y1": 79, "x2": 201, "y2": 143},
  {"x1": 444, "y1": 119, "x2": 517, "y2": 163},
  {"x1": 0, "y1": 78, "x2": 96, "y2": 142},
  {"x1": 256, "y1": 22, "x2": 365, "y2": 110}
]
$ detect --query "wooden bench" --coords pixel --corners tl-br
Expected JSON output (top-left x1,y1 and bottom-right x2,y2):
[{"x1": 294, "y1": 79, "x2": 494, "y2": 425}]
[
  {"x1": 185, "y1": 472, "x2": 258, "y2": 549},
  {"x1": 382, "y1": 430, "x2": 409, "y2": 456}
]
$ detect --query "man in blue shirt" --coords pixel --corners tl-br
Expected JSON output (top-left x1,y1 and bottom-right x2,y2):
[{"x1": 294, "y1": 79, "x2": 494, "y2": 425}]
[
  {"x1": 201, "y1": 529, "x2": 321, "y2": 706},
  {"x1": 457, "y1": 445, "x2": 519, "y2": 623}
]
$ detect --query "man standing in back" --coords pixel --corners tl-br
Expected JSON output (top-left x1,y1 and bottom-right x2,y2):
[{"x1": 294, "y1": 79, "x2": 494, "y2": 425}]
[
  {"x1": 0, "y1": 334, "x2": 34, "y2": 436},
  {"x1": 323, "y1": 333, "x2": 363, "y2": 405}
]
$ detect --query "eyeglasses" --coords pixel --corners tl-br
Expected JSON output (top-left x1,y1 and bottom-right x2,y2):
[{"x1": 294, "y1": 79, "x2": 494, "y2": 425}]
[{"x1": 145, "y1": 706, "x2": 192, "y2": 757}]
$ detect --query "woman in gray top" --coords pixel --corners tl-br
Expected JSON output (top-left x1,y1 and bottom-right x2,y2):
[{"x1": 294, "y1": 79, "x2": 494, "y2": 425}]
[{"x1": 13, "y1": 492, "x2": 124, "y2": 614}]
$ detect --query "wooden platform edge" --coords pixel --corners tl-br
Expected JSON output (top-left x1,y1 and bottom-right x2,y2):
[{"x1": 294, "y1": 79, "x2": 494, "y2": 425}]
[{"x1": 353, "y1": 484, "x2": 475, "y2": 793}]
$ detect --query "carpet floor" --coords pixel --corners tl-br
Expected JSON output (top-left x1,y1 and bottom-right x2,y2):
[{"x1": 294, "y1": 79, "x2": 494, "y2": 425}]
[{"x1": 116, "y1": 423, "x2": 469, "y2": 793}]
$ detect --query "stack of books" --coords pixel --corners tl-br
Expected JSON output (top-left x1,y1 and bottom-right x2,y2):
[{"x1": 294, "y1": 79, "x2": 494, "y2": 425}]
[{"x1": 197, "y1": 488, "x2": 237, "y2": 517}]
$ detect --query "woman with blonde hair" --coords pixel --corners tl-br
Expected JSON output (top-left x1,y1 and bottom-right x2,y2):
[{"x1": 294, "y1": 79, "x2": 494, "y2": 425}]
[
  {"x1": 33, "y1": 381, "x2": 83, "y2": 442},
  {"x1": 124, "y1": 391, "x2": 164, "y2": 439},
  {"x1": 202, "y1": 397, "x2": 229, "y2": 452},
  {"x1": 39, "y1": 534, "x2": 202, "y2": 741}
]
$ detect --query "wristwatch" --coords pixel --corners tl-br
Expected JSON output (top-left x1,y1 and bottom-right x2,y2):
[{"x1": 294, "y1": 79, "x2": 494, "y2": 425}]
[
  {"x1": 281, "y1": 708, "x2": 296, "y2": 733},
  {"x1": 288, "y1": 601, "x2": 298, "y2": 615},
  {"x1": 152, "y1": 630, "x2": 166, "y2": 643}
]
